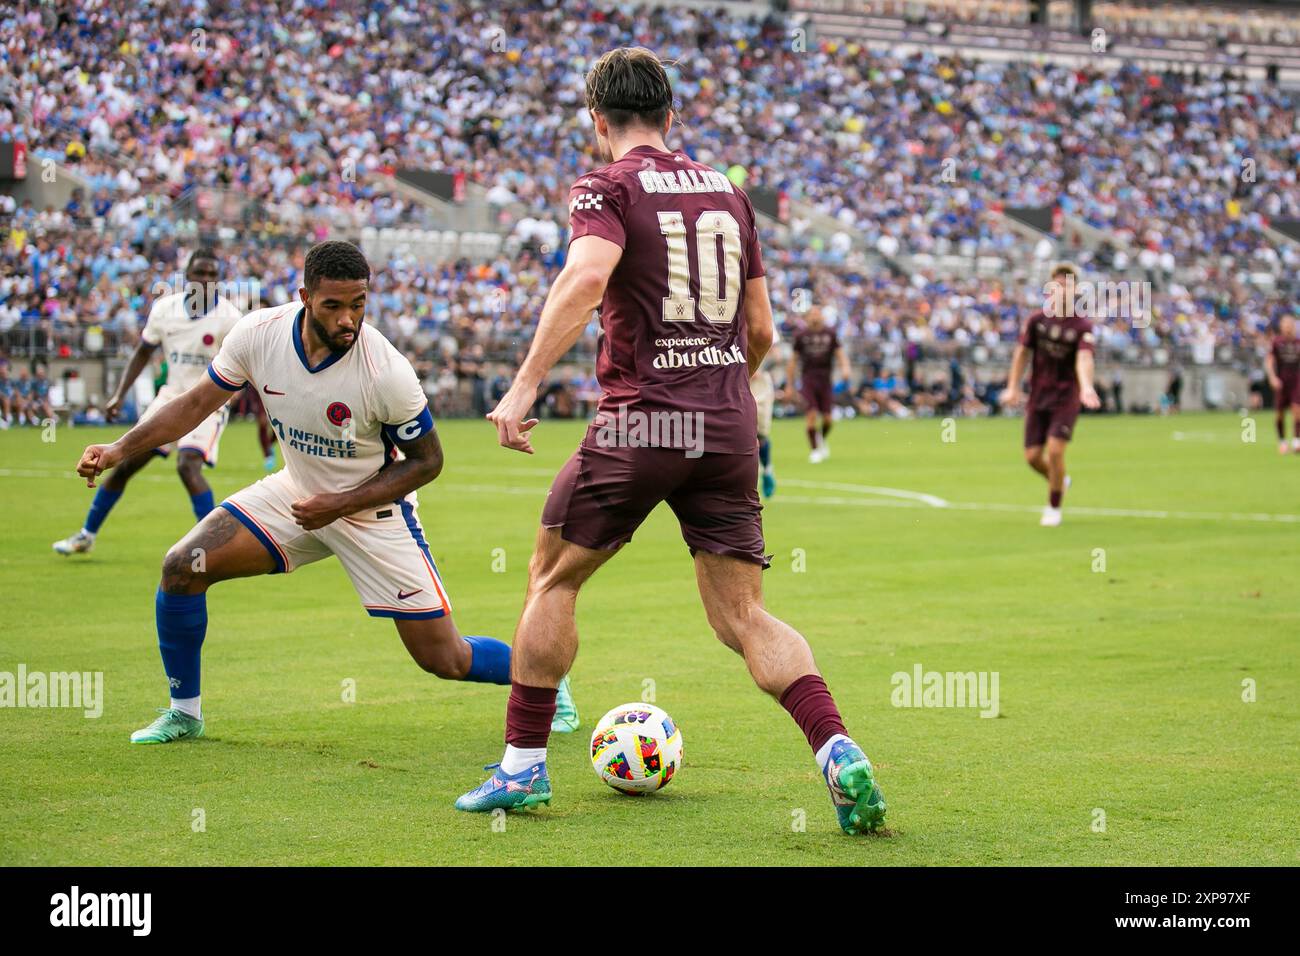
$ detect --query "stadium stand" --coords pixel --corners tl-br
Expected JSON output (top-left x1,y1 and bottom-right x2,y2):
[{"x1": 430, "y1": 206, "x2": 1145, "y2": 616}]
[{"x1": 1, "y1": 0, "x2": 1296, "y2": 418}]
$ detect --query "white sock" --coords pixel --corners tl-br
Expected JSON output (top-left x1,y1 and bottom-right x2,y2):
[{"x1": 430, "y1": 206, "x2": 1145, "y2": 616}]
[
  {"x1": 500, "y1": 744, "x2": 546, "y2": 775},
  {"x1": 171, "y1": 696, "x2": 201, "y2": 719},
  {"x1": 815, "y1": 733, "x2": 852, "y2": 770},
  {"x1": 80, "y1": 528, "x2": 96, "y2": 539}
]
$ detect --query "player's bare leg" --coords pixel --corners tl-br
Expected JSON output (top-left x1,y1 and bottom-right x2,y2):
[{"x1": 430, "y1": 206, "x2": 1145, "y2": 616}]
[
  {"x1": 1279, "y1": 403, "x2": 1300, "y2": 455},
  {"x1": 1040, "y1": 436, "x2": 1069, "y2": 526},
  {"x1": 395, "y1": 616, "x2": 473, "y2": 679},
  {"x1": 176, "y1": 449, "x2": 216, "y2": 523},
  {"x1": 454, "y1": 528, "x2": 613, "y2": 812},
  {"x1": 53, "y1": 447, "x2": 156, "y2": 555},
  {"x1": 132, "y1": 508, "x2": 276, "y2": 743},
  {"x1": 804, "y1": 408, "x2": 825, "y2": 463},
  {"x1": 693, "y1": 552, "x2": 815, "y2": 695},
  {"x1": 1024, "y1": 444, "x2": 1048, "y2": 480},
  {"x1": 508, "y1": 527, "x2": 614, "y2": 687},
  {"x1": 392, "y1": 573, "x2": 577, "y2": 722},
  {"x1": 694, "y1": 551, "x2": 885, "y2": 833}
]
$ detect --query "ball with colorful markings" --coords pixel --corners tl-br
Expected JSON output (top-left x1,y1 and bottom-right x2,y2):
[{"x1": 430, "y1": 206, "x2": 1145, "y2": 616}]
[{"x1": 589, "y1": 703, "x2": 683, "y2": 795}]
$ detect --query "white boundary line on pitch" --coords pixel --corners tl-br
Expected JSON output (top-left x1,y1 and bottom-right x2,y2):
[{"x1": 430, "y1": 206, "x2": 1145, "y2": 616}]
[
  {"x1": 779, "y1": 478, "x2": 950, "y2": 508},
  {"x1": 6, "y1": 468, "x2": 1299, "y2": 524}
]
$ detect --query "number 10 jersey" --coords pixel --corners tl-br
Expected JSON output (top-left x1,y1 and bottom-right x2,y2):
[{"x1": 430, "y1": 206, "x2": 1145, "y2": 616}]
[{"x1": 566, "y1": 145, "x2": 765, "y2": 455}]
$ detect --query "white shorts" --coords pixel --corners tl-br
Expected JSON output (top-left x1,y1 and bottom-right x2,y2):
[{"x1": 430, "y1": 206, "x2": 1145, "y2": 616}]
[
  {"x1": 750, "y1": 370, "x2": 775, "y2": 438},
  {"x1": 143, "y1": 384, "x2": 229, "y2": 467},
  {"x1": 219, "y1": 470, "x2": 451, "y2": 621}
]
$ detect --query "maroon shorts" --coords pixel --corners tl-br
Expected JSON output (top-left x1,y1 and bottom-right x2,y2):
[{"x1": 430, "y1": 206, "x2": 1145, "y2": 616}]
[
  {"x1": 1024, "y1": 400, "x2": 1080, "y2": 447},
  {"x1": 801, "y1": 376, "x2": 833, "y2": 415},
  {"x1": 541, "y1": 431, "x2": 769, "y2": 567},
  {"x1": 1279, "y1": 376, "x2": 1300, "y2": 408}
]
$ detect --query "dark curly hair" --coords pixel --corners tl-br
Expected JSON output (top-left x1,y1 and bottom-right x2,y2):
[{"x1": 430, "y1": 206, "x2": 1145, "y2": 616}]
[
  {"x1": 585, "y1": 47, "x2": 673, "y2": 132},
  {"x1": 304, "y1": 240, "x2": 371, "y2": 292}
]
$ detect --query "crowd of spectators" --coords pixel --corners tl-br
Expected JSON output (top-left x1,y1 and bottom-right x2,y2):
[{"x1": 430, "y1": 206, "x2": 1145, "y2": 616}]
[
  {"x1": 4, "y1": 1, "x2": 1298, "y2": 268},
  {"x1": 3, "y1": 204, "x2": 1292, "y2": 420},
  {"x1": 2, "y1": 0, "x2": 1298, "y2": 419}
]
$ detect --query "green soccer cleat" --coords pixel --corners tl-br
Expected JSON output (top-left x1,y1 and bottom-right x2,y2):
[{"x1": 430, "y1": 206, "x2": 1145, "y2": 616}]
[
  {"x1": 551, "y1": 674, "x2": 579, "y2": 733},
  {"x1": 454, "y1": 761, "x2": 552, "y2": 813},
  {"x1": 822, "y1": 738, "x2": 887, "y2": 834},
  {"x1": 130, "y1": 707, "x2": 205, "y2": 744}
]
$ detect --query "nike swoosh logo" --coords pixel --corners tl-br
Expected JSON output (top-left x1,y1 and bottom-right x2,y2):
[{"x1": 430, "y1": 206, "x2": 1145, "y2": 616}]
[
  {"x1": 263, "y1": 385, "x2": 286, "y2": 396},
  {"x1": 397, "y1": 588, "x2": 423, "y2": 600}
]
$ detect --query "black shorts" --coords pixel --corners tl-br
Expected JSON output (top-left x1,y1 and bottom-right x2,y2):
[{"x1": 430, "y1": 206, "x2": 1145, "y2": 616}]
[
  {"x1": 800, "y1": 376, "x2": 833, "y2": 416},
  {"x1": 1024, "y1": 401, "x2": 1080, "y2": 447},
  {"x1": 541, "y1": 428, "x2": 769, "y2": 567}
]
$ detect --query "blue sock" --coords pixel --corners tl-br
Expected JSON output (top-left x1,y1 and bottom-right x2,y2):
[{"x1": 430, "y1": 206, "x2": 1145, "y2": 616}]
[
  {"x1": 84, "y1": 487, "x2": 122, "y2": 534},
  {"x1": 758, "y1": 436, "x2": 771, "y2": 469},
  {"x1": 190, "y1": 489, "x2": 215, "y2": 520},
  {"x1": 463, "y1": 636, "x2": 511, "y2": 685},
  {"x1": 155, "y1": 589, "x2": 206, "y2": 698}
]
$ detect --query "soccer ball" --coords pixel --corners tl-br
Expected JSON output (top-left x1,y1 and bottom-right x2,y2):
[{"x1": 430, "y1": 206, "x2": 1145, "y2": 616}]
[{"x1": 589, "y1": 703, "x2": 683, "y2": 795}]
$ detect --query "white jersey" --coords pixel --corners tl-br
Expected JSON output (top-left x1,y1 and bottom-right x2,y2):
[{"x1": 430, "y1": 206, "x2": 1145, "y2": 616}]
[
  {"x1": 142, "y1": 292, "x2": 245, "y2": 392},
  {"x1": 207, "y1": 302, "x2": 433, "y2": 496}
]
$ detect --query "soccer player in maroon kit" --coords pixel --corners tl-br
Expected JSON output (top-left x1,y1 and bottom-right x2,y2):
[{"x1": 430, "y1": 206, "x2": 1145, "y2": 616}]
[
  {"x1": 454, "y1": 48, "x2": 886, "y2": 834},
  {"x1": 786, "y1": 305, "x2": 850, "y2": 462},
  {"x1": 1002, "y1": 263, "x2": 1102, "y2": 526},
  {"x1": 1265, "y1": 316, "x2": 1300, "y2": 455}
]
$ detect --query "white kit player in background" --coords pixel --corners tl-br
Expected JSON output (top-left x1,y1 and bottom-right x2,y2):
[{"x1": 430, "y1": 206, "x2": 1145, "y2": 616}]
[
  {"x1": 71, "y1": 241, "x2": 572, "y2": 746},
  {"x1": 54, "y1": 249, "x2": 244, "y2": 556}
]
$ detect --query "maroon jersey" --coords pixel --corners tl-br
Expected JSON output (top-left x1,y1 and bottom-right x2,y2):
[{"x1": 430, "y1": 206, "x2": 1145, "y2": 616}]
[
  {"x1": 792, "y1": 325, "x2": 839, "y2": 385},
  {"x1": 1020, "y1": 310, "x2": 1094, "y2": 409},
  {"x1": 1271, "y1": 335, "x2": 1300, "y2": 379},
  {"x1": 566, "y1": 145, "x2": 764, "y2": 454}
]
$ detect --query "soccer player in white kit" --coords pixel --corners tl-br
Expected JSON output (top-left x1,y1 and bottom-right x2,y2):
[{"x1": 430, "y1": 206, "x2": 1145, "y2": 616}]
[
  {"x1": 74, "y1": 242, "x2": 575, "y2": 743},
  {"x1": 54, "y1": 250, "x2": 244, "y2": 555}
]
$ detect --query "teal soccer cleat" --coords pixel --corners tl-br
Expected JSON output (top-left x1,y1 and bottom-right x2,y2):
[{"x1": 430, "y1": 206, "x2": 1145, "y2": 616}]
[
  {"x1": 551, "y1": 674, "x2": 579, "y2": 733},
  {"x1": 823, "y1": 738, "x2": 886, "y2": 834},
  {"x1": 454, "y1": 761, "x2": 551, "y2": 813},
  {"x1": 130, "y1": 707, "x2": 205, "y2": 744}
]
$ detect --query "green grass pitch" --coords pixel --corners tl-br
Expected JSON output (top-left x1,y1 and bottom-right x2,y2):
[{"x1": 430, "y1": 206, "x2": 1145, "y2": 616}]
[{"x1": 1, "y1": 412, "x2": 1296, "y2": 865}]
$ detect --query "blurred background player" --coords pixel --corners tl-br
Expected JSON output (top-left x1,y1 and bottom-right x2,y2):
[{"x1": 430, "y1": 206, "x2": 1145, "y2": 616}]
[
  {"x1": 750, "y1": 335, "x2": 778, "y2": 497},
  {"x1": 456, "y1": 48, "x2": 885, "y2": 835},
  {"x1": 72, "y1": 241, "x2": 575, "y2": 744},
  {"x1": 1002, "y1": 263, "x2": 1102, "y2": 527},
  {"x1": 53, "y1": 249, "x2": 244, "y2": 556},
  {"x1": 29, "y1": 366, "x2": 54, "y2": 425},
  {"x1": 785, "y1": 305, "x2": 849, "y2": 463},
  {"x1": 0, "y1": 359, "x2": 15, "y2": 428},
  {"x1": 11, "y1": 366, "x2": 33, "y2": 424},
  {"x1": 1265, "y1": 316, "x2": 1300, "y2": 454}
]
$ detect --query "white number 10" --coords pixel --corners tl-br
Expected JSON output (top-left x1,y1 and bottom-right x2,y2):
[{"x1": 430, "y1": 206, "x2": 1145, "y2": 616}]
[{"x1": 658, "y1": 210, "x2": 742, "y2": 325}]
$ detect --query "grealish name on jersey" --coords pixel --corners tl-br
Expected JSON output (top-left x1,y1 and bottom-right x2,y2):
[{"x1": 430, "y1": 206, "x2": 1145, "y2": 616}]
[{"x1": 636, "y1": 168, "x2": 736, "y2": 195}]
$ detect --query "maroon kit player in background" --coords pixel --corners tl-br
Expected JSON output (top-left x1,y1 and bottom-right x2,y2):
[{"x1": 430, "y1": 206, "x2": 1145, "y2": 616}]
[
  {"x1": 454, "y1": 47, "x2": 886, "y2": 834},
  {"x1": 1265, "y1": 315, "x2": 1300, "y2": 455},
  {"x1": 786, "y1": 304, "x2": 850, "y2": 463},
  {"x1": 1002, "y1": 263, "x2": 1102, "y2": 527}
]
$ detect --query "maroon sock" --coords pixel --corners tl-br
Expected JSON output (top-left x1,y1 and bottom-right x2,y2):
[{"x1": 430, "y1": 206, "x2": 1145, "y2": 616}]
[
  {"x1": 505, "y1": 682, "x2": 557, "y2": 748},
  {"x1": 1278, "y1": 418, "x2": 1286, "y2": 440},
  {"x1": 806, "y1": 426, "x2": 818, "y2": 450},
  {"x1": 779, "y1": 674, "x2": 847, "y2": 754},
  {"x1": 1050, "y1": 489, "x2": 1063, "y2": 508},
  {"x1": 821, "y1": 420, "x2": 832, "y2": 439}
]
